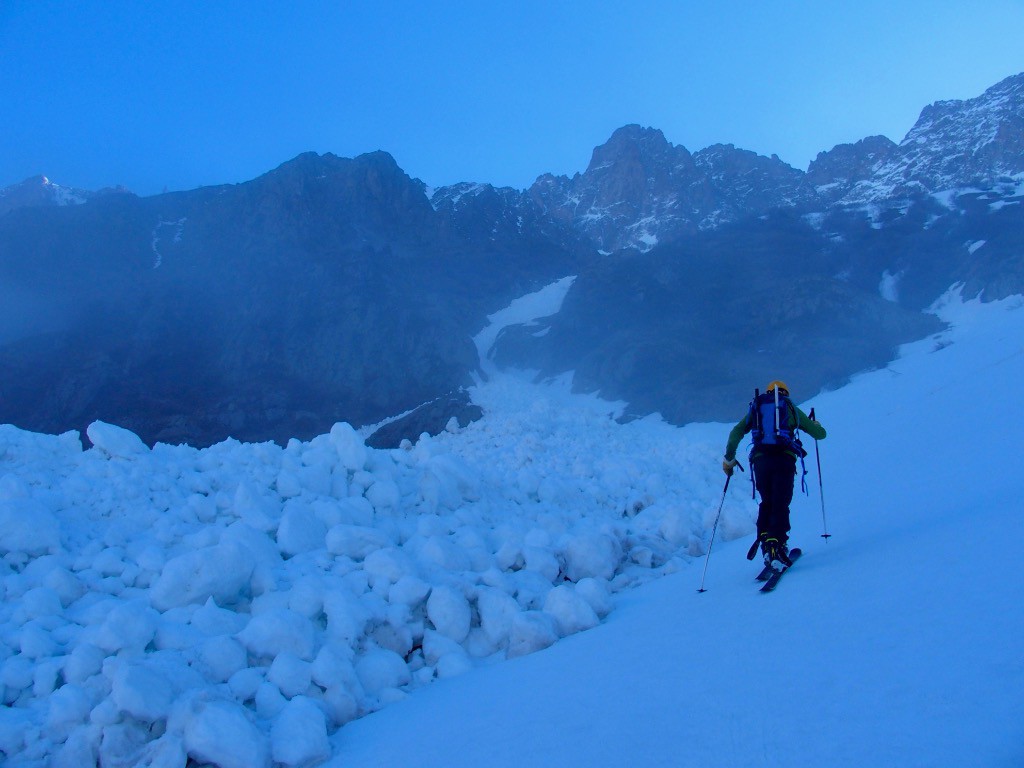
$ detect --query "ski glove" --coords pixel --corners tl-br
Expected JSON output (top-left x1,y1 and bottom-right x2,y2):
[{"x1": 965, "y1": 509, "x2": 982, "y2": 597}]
[{"x1": 722, "y1": 458, "x2": 739, "y2": 476}]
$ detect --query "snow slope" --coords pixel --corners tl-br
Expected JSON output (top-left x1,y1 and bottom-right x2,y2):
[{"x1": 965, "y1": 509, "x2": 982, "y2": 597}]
[
  {"x1": 334, "y1": 288, "x2": 1024, "y2": 767},
  {"x1": 0, "y1": 287, "x2": 1021, "y2": 767}
]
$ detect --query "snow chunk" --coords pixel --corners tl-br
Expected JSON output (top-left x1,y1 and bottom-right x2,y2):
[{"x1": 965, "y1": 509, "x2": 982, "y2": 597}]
[
  {"x1": 182, "y1": 698, "x2": 270, "y2": 768},
  {"x1": 426, "y1": 585, "x2": 471, "y2": 643},
  {"x1": 150, "y1": 542, "x2": 255, "y2": 610},
  {"x1": 355, "y1": 647, "x2": 411, "y2": 695},
  {"x1": 562, "y1": 530, "x2": 622, "y2": 581},
  {"x1": 326, "y1": 523, "x2": 391, "y2": 560},
  {"x1": 277, "y1": 502, "x2": 328, "y2": 557},
  {"x1": 0, "y1": 497, "x2": 60, "y2": 556},
  {"x1": 507, "y1": 611, "x2": 559, "y2": 659},
  {"x1": 86, "y1": 420, "x2": 149, "y2": 458},
  {"x1": 270, "y1": 696, "x2": 331, "y2": 767},
  {"x1": 237, "y1": 608, "x2": 316, "y2": 661},
  {"x1": 110, "y1": 659, "x2": 176, "y2": 721},
  {"x1": 330, "y1": 422, "x2": 367, "y2": 470},
  {"x1": 543, "y1": 584, "x2": 600, "y2": 636},
  {"x1": 268, "y1": 652, "x2": 312, "y2": 698}
]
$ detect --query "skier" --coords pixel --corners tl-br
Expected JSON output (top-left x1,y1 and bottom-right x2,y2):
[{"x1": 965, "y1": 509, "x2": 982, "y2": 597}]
[{"x1": 721, "y1": 380, "x2": 826, "y2": 570}]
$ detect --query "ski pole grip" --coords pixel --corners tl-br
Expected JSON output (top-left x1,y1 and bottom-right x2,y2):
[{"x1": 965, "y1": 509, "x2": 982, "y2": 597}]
[{"x1": 809, "y1": 407, "x2": 816, "y2": 421}]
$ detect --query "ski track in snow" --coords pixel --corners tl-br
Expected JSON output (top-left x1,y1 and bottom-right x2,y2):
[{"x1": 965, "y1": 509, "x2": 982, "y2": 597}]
[{"x1": 0, "y1": 284, "x2": 1022, "y2": 766}]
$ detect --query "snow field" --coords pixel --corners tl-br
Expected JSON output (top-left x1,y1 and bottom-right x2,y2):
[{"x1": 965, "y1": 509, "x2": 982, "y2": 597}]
[
  {"x1": 330, "y1": 287, "x2": 1024, "y2": 768},
  {"x1": 0, "y1": 368, "x2": 746, "y2": 766}
]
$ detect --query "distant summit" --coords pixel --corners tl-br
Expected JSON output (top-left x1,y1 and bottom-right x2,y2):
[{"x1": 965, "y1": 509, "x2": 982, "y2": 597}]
[{"x1": 0, "y1": 174, "x2": 133, "y2": 216}]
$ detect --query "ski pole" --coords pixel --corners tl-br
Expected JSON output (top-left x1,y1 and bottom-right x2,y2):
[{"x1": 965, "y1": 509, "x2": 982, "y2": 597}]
[
  {"x1": 698, "y1": 461, "x2": 743, "y2": 593},
  {"x1": 809, "y1": 408, "x2": 830, "y2": 540}
]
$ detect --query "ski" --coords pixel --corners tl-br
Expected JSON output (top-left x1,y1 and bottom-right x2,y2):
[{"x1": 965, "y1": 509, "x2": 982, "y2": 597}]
[
  {"x1": 755, "y1": 564, "x2": 774, "y2": 582},
  {"x1": 760, "y1": 548, "x2": 802, "y2": 593}
]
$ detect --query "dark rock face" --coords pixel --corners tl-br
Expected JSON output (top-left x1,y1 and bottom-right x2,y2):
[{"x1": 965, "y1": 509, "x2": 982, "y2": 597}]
[
  {"x1": 0, "y1": 152, "x2": 580, "y2": 446},
  {"x1": 365, "y1": 389, "x2": 483, "y2": 449},
  {"x1": 3, "y1": 71, "x2": 1023, "y2": 444}
]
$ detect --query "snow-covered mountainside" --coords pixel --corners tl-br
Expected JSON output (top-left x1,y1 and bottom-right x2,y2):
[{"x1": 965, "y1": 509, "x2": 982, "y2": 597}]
[
  {"x1": 0, "y1": 176, "x2": 97, "y2": 216},
  {"x1": 1, "y1": 284, "x2": 1020, "y2": 767},
  {"x1": 517, "y1": 72, "x2": 1024, "y2": 252},
  {"x1": 816, "y1": 72, "x2": 1024, "y2": 204}
]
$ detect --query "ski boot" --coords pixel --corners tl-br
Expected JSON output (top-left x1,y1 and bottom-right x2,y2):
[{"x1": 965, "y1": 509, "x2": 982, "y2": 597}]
[{"x1": 761, "y1": 537, "x2": 792, "y2": 572}]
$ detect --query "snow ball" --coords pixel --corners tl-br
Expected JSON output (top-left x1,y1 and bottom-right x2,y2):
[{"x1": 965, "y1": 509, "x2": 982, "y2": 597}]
[
  {"x1": 0, "y1": 705, "x2": 31, "y2": 755},
  {"x1": 495, "y1": 539, "x2": 523, "y2": 570},
  {"x1": 363, "y1": 547, "x2": 413, "y2": 587},
  {"x1": 237, "y1": 608, "x2": 316, "y2": 661},
  {"x1": 183, "y1": 698, "x2": 270, "y2": 768},
  {"x1": 436, "y1": 649, "x2": 474, "y2": 679},
  {"x1": 322, "y1": 591, "x2": 372, "y2": 644},
  {"x1": 326, "y1": 523, "x2": 391, "y2": 560},
  {"x1": 322, "y1": 686, "x2": 359, "y2": 726},
  {"x1": 191, "y1": 597, "x2": 247, "y2": 636},
  {"x1": 277, "y1": 502, "x2": 328, "y2": 557},
  {"x1": 330, "y1": 422, "x2": 367, "y2": 471},
  {"x1": 575, "y1": 577, "x2": 613, "y2": 618},
  {"x1": 476, "y1": 586, "x2": 521, "y2": 646},
  {"x1": 426, "y1": 585, "x2": 471, "y2": 643},
  {"x1": 354, "y1": 648, "x2": 410, "y2": 695},
  {"x1": 276, "y1": 469, "x2": 303, "y2": 499},
  {"x1": 233, "y1": 482, "x2": 279, "y2": 532},
  {"x1": 228, "y1": 667, "x2": 265, "y2": 702},
  {"x1": 311, "y1": 644, "x2": 360, "y2": 693},
  {"x1": 91, "y1": 599, "x2": 159, "y2": 653},
  {"x1": 507, "y1": 611, "x2": 559, "y2": 659},
  {"x1": 198, "y1": 635, "x2": 248, "y2": 683},
  {"x1": 543, "y1": 584, "x2": 600, "y2": 636},
  {"x1": 267, "y1": 652, "x2": 312, "y2": 699},
  {"x1": 366, "y1": 478, "x2": 401, "y2": 512},
  {"x1": 270, "y1": 695, "x2": 330, "y2": 767},
  {"x1": 51, "y1": 726, "x2": 99, "y2": 768},
  {"x1": 253, "y1": 684, "x2": 286, "y2": 720},
  {"x1": 31, "y1": 560, "x2": 85, "y2": 607},
  {"x1": 562, "y1": 530, "x2": 622, "y2": 582},
  {"x1": 92, "y1": 547, "x2": 126, "y2": 577},
  {"x1": 1, "y1": 653, "x2": 34, "y2": 693},
  {"x1": 414, "y1": 536, "x2": 472, "y2": 572},
  {"x1": 86, "y1": 420, "x2": 148, "y2": 458},
  {"x1": 296, "y1": 463, "x2": 332, "y2": 497},
  {"x1": 659, "y1": 507, "x2": 695, "y2": 547},
  {"x1": 20, "y1": 586, "x2": 63, "y2": 619},
  {"x1": 47, "y1": 683, "x2": 93, "y2": 735},
  {"x1": 523, "y1": 545, "x2": 561, "y2": 582},
  {"x1": 0, "y1": 497, "x2": 60, "y2": 556},
  {"x1": 287, "y1": 576, "x2": 325, "y2": 619},
  {"x1": 150, "y1": 542, "x2": 254, "y2": 611},
  {"x1": 110, "y1": 660, "x2": 176, "y2": 721},
  {"x1": 63, "y1": 643, "x2": 106, "y2": 685},
  {"x1": 388, "y1": 575, "x2": 431, "y2": 608},
  {"x1": 19, "y1": 621, "x2": 58, "y2": 659},
  {"x1": 511, "y1": 569, "x2": 554, "y2": 610}
]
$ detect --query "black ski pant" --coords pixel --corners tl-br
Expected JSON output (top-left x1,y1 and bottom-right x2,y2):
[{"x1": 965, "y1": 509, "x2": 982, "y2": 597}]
[{"x1": 752, "y1": 450, "x2": 797, "y2": 545}]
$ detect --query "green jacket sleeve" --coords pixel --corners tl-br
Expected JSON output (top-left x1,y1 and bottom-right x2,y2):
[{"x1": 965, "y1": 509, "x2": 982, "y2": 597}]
[
  {"x1": 724, "y1": 415, "x2": 750, "y2": 461},
  {"x1": 796, "y1": 407, "x2": 826, "y2": 440}
]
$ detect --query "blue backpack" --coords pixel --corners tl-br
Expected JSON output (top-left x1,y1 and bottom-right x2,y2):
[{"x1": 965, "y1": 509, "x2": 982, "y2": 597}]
[{"x1": 747, "y1": 388, "x2": 807, "y2": 459}]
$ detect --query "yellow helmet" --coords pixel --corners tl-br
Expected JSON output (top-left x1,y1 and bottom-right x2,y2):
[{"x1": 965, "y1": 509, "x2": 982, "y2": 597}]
[{"x1": 766, "y1": 380, "x2": 789, "y2": 395}]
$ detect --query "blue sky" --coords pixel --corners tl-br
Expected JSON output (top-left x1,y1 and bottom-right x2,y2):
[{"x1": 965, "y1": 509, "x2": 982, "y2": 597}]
[{"x1": 3, "y1": 1, "x2": 1024, "y2": 196}]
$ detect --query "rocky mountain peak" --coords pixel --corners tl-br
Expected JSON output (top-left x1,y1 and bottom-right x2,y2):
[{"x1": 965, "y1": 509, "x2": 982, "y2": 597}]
[
  {"x1": 0, "y1": 174, "x2": 94, "y2": 215},
  {"x1": 829, "y1": 70, "x2": 1024, "y2": 204}
]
